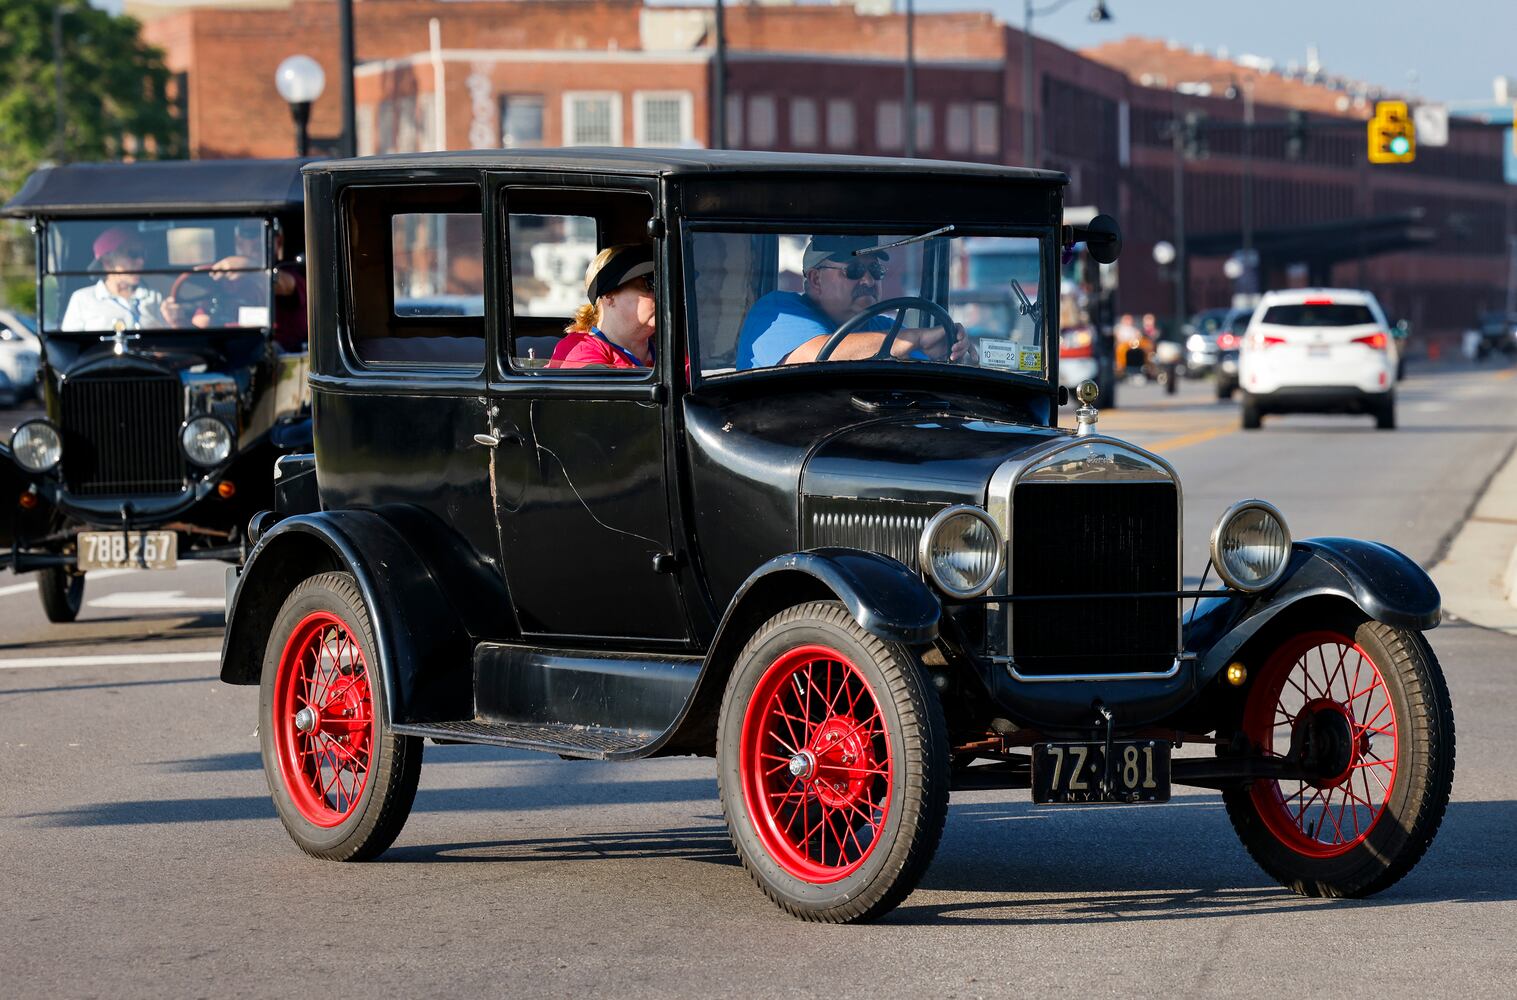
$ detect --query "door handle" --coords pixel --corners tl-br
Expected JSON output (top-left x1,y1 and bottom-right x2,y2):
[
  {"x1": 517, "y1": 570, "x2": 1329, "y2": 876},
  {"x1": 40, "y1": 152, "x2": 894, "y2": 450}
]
[{"x1": 473, "y1": 433, "x2": 499, "y2": 448}]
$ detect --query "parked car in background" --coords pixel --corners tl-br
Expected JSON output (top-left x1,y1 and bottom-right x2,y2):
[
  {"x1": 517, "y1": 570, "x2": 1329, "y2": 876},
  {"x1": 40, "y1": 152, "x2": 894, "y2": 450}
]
[
  {"x1": 1239, "y1": 288, "x2": 1398, "y2": 429},
  {"x1": 1474, "y1": 311, "x2": 1517, "y2": 360},
  {"x1": 0, "y1": 308, "x2": 42, "y2": 406},
  {"x1": 220, "y1": 149, "x2": 1450, "y2": 924},
  {"x1": 1187, "y1": 307, "x2": 1253, "y2": 398}
]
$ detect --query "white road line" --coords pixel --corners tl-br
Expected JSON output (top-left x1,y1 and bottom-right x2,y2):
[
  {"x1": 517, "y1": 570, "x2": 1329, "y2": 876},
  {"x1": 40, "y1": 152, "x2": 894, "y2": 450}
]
[
  {"x1": 0, "y1": 650, "x2": 220, "y2": 670},
  {"x1": 88, "y1": 591, "x2": 225, "y2": 610},
  {"x1": 0, "y1": 568, "x2": 139, "y2": 599}
]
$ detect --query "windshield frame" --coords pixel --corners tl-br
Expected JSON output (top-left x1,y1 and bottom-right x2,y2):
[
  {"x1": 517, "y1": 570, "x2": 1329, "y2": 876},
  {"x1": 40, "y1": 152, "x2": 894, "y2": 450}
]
[
  {"x1": 35, "y1": 214, "x2": 278, "y2": 336},
  {"x1": 679, "y1": 218, "x2": 1060, "y2": 395}
]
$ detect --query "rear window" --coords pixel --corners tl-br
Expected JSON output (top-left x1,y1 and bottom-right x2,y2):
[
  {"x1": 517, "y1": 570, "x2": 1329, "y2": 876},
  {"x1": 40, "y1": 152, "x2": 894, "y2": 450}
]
[{"x1": 1260, "y1": 304, "x2": 1376, "y2": 327}]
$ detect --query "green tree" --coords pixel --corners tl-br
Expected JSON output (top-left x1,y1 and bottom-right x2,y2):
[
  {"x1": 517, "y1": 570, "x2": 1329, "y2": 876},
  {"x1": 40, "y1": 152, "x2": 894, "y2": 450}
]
[{"x1": 1, "y1": 1, "x2": 181, "y2": 309}]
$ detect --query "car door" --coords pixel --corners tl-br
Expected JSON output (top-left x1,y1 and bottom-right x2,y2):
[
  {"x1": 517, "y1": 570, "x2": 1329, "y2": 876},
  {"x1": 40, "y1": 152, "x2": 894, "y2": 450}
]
[{"x1": 485, "y1": 176, "x2": 690, "y2": 645}]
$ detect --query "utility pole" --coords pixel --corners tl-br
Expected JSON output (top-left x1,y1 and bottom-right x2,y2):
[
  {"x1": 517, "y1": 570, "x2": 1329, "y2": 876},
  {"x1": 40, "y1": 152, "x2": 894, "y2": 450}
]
[
  {"x1": 904, "y1": 0, "x2": 915, "y2": 158},
  {"x1": 1171, "y1": 95, "x2": 1188, "y2": 337},
  {"x1": 713, "y1": 0, "x2": 726, "y2": 149},
  {"x1": 339, "y1": 0, "x2": 356, "y2": 157},
  {"x1": 53, "y1": 4, "x2": 67, "y2": 162}
]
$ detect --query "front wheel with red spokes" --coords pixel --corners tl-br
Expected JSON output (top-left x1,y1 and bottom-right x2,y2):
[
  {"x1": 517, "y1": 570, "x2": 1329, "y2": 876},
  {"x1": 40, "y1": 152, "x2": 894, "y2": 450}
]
[
  {"x1": 718, "y1": 601, "x2": 948, "y2": 923},
  {"x1": 259, "y1": 572, "x2": 422, "y2": 861},
  {"x1": 1222, "y1": 611, "x2": 1454, "y2": 898}
]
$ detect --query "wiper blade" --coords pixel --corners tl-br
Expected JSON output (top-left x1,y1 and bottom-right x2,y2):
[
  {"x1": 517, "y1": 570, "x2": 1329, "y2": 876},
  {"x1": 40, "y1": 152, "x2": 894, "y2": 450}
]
[
  {"x1": 857, "y1": 225, "x2": 957, "y2": 256},
  {"x1": 1009, "y1": 278, "x2": 1035, "y2": 316}
]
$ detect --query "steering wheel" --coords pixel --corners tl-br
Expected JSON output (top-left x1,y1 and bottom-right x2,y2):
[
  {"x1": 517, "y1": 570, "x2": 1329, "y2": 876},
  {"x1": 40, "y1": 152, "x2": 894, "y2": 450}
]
[
  {"x1": 814, "y1": 295, "x2": 959, "y2": 362},
  {"x1": 168, "y1": 270, "x2": 224, "y2": 326}
]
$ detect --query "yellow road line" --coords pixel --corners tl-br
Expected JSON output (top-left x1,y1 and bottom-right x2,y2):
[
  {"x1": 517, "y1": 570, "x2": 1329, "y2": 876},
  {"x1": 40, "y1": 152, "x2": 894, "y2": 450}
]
[
  {"x1": 1144, "y1": 422, "x2": 1238, "y2": 453},
  {"x1": 1496, "y1": 369, "x2": 1516, "y2": 381}
]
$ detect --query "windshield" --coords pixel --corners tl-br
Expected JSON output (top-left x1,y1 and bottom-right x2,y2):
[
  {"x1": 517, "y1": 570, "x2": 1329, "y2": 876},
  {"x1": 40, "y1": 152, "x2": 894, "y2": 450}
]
[
  {"x1": 41, "y1": 217, "x2": 274, "y2": 334},
  {"x1": 1260, "y1": 303, "x2": 1377, "y2": 328},
  {"x1": 686, "y1": 228, "x2": 1047, "y2": 379}
]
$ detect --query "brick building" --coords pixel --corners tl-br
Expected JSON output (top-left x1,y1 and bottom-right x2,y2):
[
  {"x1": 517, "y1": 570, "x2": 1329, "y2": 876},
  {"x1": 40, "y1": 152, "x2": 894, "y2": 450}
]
[{"x1": 134, "y1": 0, "x2": 1517, "y2": 336}]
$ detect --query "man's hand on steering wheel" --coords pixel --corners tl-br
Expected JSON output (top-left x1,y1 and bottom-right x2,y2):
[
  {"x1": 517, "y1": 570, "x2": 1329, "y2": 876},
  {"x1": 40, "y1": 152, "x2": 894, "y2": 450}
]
[
  {"x1": 815, "y1": 295, "x2": 975, "y2": 364},
  {"x1": 890, "y1": 322, "x2": 973, "y2": 363}
]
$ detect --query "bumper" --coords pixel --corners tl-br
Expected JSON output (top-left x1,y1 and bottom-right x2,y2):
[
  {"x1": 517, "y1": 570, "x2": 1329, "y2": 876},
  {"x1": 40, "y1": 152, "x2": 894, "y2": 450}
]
[{"x1": 1248, "y1": 385, "x2": 1389, "y2": 414}]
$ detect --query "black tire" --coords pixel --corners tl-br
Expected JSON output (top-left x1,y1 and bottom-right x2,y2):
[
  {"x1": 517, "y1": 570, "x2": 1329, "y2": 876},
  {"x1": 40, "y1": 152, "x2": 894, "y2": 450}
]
[
  {"x1": 259, "y1": 571, "x2": 422, "y2": 861},
  {"x1": 38, "y1": 567, "x2": 84, "y2": 623},
  {"x1": 1375, "y1": 393, "x2": 1396, "y2": 430},
  {"x1": 1221, "y1": 612, "x2": 1454, "y2": 898},
  {"x1": 717, "y1": 601, "x2": 949, "y2": 923},
  {"x1": 1241, "y1": 394, "x2": 1262, "y2": 430},
  {"x1": 1216, "y1": 377, "x2": 1235, "y2": 401}
]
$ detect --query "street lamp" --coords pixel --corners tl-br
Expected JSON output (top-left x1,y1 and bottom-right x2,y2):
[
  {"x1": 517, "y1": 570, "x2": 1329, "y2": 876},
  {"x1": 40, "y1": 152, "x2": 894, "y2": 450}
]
[
  {"x1": 1022, "y1": 0, "x2": 1111, "y2": 166},
  {"x1": 274, "y1": 55, "x2": 326, "y2": 157}
]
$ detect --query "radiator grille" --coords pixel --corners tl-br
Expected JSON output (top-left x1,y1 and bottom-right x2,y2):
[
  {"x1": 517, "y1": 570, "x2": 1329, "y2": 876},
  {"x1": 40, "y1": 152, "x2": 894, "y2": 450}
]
[
  {"x1": 1011, "y1": 481, "x2": 1178, "y2": 675},
  {"x1": 61, "y1": 375, "x2": 185, "y2": 497},
  {"x1": 804, "y1": 497, "x2": 942, "y2": 570}
]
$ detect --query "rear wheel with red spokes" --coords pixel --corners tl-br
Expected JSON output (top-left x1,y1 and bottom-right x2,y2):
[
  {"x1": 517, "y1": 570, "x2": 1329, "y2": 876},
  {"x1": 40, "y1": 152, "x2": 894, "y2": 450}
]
[
  {"x1": 1222, "y1": 611, "x2": 1454, "y2": 897},
  {"x1": 259, "y1": 572, "x2": 422, "y2": 861},
  {"x1": 718, "y1": 601, "x2": 948, "y2": 923}
]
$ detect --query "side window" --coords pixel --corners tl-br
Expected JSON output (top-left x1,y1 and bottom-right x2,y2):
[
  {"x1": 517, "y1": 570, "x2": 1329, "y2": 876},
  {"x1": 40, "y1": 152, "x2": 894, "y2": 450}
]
[
  {"x1": 500, "y1": 187, "x2": 656, "y2": 375},
  {"x1": 343, "y1": 183, "x2": 485, "y2": 369}
]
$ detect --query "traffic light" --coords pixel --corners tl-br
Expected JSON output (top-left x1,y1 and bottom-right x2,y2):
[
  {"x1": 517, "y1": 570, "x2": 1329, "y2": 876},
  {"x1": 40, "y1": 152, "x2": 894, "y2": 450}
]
[
  {"x1": 1286, "y1": 110, "x2": 1308, "y2": 161},
  {"x1": 1368, "y1": 100, "x2": 1416, "y2": 163}
]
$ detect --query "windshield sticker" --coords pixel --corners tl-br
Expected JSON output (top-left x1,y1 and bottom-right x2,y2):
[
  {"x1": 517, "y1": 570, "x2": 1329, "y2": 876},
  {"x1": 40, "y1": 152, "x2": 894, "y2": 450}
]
[
  {"x1": 979, "y1": 339, "x2": 1020, "y2": 371},
  {"x1": 1018, "y1": 348, "x2": 1043, "y2": 371}
]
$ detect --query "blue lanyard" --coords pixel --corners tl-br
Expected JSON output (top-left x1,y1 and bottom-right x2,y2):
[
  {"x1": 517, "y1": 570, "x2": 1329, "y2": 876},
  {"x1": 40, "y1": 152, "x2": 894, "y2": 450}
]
[{"x1": 590, "y1": 327, "x2": 651, "y2": 367}]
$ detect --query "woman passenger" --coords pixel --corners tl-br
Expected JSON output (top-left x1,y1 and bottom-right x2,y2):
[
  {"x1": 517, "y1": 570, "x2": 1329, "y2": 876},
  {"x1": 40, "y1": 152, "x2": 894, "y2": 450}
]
[{"x1": 550, "y1": 244, "x2": 656, "y2": 369}]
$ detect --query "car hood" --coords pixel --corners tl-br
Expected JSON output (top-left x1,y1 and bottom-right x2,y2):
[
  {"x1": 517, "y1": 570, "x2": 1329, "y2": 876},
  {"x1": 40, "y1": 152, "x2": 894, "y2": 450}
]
[{"x1": 802, "y1": 412, "x2": 1069, "y2": 506}]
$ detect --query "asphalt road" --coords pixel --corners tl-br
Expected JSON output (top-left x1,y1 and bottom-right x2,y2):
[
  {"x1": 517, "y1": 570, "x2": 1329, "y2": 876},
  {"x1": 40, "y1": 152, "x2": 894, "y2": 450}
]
[{"x1": 3, "y1": 364, "x2": 1516, "y2": 998}]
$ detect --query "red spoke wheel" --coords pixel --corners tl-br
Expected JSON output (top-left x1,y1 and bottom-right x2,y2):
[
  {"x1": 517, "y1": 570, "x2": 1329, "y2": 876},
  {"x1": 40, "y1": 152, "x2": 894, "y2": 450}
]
[
  {"x1": 1222, "y1": 612, "x2": 1454, "y2": 898},
  {"x1": 259, "y1": 572, "x2": 422, "y2": 861},
  {"x1": 718, "y1": 602, "x2": 948, "y2": 923}
]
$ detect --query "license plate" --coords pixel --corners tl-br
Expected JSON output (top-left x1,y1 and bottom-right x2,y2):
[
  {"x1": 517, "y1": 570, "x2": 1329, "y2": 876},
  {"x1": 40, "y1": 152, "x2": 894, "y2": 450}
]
[
  {"x1": 1032, "y1": 740, "x2": 1171, "y2": 804},
  {"x1": 77, "y1": 530, "x2": 178, "y2": 571},
  {"x1": 1307, "y1": 345, "x2": 1331, "y2": 358}
]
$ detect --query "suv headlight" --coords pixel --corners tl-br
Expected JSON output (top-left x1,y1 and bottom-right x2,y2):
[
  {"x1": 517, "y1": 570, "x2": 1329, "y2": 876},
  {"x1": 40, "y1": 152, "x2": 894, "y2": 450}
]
[
  {"x1": 1210, "y1": 500, "x2": 1291, "y2": 592},
  {"x1": 919, "y1": 505, "x2": 1003, "y2": 598},
  {"x1": 10, "y1": 420, "x2": 62, "y2": 473},
  {"x1": 181, "y1": 416, "x2": 233, "y2": 467}
]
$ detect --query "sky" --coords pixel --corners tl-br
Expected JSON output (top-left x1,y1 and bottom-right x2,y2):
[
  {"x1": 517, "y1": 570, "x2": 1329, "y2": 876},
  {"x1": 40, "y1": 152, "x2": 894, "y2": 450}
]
[{"x1": 655, "y1": 0, "x2": 1517, "y2": 107}]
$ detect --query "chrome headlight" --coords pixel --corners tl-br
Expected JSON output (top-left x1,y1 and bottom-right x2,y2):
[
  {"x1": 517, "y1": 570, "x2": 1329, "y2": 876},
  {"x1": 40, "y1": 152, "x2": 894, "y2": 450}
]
[
  {"x1": 10, "y1": 420, "x2": 62, "y2": 473},
  {"x1": 181, "y1": 416, "x2": 233, "y2": 467},
  {"x1": 1210, "y1": 500, "x2": 1291, "y2": 592},
  {"x1": 918, "y1": 505, "x2": 1003, "y2": 599}
]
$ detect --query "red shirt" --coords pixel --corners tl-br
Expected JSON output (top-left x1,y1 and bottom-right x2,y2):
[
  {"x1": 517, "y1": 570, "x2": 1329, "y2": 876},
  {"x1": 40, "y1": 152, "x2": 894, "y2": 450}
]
[{"x1": 550, "y1": 329, "x2": 647, "y2": 369}]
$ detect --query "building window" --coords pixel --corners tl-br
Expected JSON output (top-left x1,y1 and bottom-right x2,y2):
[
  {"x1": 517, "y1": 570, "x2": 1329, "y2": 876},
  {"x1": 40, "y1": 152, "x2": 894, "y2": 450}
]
[
  {"x1": 876, "y1": 101, "x2": 903, "y2": 151},
  {"x1": 356, "y1": 104, "x2": 377, "y2": 157},
  {"x1": 501, "y1": 94, "x2": 544, "y2": 148},
  {"x1": 946, "y1": 103, "x2": 972, "y2": 154},
  {"x1": 826, "y1": 98, "x2": 856, "y2": 150},
  {"x1": 725, "y1": 93, "x2": 743, "y2": 147},
  {"x1": 564, "y1": 92, "x2": 622, "y2": 146},
  {"x1": 635, "y1": 91, "x2": 693, "y2": 147},
  {"x1": 790, "y1": 97, "x2": 819, "y2": 148},
  {"x1": 395, "y1": 95, "x2": 418, "y2": 153},
  {"x1": 748, "y1": 95, "x2": 777, "y2": 148},
  {"x1": 914, "y1": 102, "x2": 933, "y2": 153},
  {"x1": 974, "y1": 101, "x2": 1001, "y2": 157}
]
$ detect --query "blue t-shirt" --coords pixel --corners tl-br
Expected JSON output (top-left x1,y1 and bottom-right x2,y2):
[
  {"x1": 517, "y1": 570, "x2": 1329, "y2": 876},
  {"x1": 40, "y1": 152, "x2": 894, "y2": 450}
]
[{"x1": 736, "y1": 291, "x2": 888, "y2": 369}]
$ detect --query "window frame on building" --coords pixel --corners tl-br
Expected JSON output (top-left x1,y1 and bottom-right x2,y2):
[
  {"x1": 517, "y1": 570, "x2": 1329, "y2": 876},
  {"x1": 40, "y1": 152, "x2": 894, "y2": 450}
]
[
  {"x1": 633, "y1": 90, "x2": 695, "y2": 148},
  {"x1": 876, "y1": 100, "x2": 904, "y2": 152},
  {"x1": 747, "y1": 94, "x2": 778, "y2": 149},
  {"x1": 973, "y1": 101, "x2": 1001, "y2": 157},
  {"x1": 500, "y1": 93, "x2": 546, "y2": 149},
  {"x1": 826, "y1": 98, "x2": 857, "y2": 151},
  {"x1": 563, "y1": 91, "x2": 624, "y2": 147},
  {"x1": 789, "y1": 97, "x2": 819, "y2": 149},
  {"x1": 946, "y1": 103, "x2": 972, "y2": 155}
]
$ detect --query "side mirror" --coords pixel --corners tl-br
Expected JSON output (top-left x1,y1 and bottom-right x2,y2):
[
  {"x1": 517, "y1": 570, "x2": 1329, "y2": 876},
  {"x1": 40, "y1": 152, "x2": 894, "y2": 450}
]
[
  {"x1": 1078, "y1": 214, "x2": 1123, "y2": 265},
  {"x1": 1393, "y1": 319, "x2": 1410, "y2": 339}
]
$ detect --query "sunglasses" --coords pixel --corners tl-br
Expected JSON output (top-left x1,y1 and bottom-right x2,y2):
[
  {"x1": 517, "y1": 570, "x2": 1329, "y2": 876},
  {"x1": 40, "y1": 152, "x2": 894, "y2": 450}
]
[{"x1": 817, "y1": 260, "x2": 887, "y2": 281}]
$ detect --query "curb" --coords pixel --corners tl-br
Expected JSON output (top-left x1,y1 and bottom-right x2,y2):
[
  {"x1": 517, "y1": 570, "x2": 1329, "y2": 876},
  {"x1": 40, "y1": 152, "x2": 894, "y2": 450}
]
[{"x1": 1430, "y1": 441, "x2": 1517, "y2": 634}]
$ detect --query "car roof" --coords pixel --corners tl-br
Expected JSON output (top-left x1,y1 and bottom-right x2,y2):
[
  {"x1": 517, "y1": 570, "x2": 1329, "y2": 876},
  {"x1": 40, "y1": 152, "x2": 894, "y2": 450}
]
[
  {"x1": 1259, "y1": 287, "x2": 1377, "y2": 306},
  {"x1": 2, "y1": 158, "x2": 310, "y2": 217},
  {"x1": 303, "y1": 147, "x2": 1068, "y2": 185}
]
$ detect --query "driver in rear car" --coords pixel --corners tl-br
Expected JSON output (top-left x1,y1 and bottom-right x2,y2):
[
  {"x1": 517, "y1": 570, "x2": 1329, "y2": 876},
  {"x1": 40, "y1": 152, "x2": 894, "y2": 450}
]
[{"x1": 735, "y1": 235, "x2": 969, "y2": 369}]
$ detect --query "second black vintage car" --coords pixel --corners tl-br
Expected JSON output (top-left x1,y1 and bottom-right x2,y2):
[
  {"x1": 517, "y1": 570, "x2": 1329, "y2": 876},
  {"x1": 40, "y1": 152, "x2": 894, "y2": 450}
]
[
  {"x1": 220, "y1": 149, "x2": 1453, "y2": 923},
  {"x1": 0, "y1": 159, "x2": 311, "y2": 621}
]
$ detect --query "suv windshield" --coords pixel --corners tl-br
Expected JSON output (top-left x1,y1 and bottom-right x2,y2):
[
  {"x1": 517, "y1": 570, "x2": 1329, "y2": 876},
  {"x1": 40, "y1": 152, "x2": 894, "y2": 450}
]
[
  {"x1": 1260, "y1": 303, "x2": 1376, "y2": 327},
  {"x1": 687, "y1": 228, "x2": 1047, "y2": 379},
  {"x1": 41, "y1": 217, "x2": 273, "y2": 334}
]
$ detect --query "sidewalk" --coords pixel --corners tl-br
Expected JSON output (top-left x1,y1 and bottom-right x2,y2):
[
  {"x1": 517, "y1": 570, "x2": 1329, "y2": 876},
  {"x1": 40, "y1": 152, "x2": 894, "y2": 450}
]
[{"x1": 1430, "y1": 440, "x2": 1517, "y2": 634}]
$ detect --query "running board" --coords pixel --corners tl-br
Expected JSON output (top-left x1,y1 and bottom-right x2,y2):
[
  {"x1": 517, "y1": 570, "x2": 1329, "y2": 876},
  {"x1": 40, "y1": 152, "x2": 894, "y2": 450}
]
[{"x1": 391, "y1": 719, "x2": 652, "y2": 760}]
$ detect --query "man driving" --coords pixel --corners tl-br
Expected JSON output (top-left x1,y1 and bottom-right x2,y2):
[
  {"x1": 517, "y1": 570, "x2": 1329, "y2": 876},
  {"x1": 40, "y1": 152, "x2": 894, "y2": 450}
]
[
  {"x1": 59, "y1": 227, "x2": 171, "y2": 332},
  {"x1": 736, "y1": 235, "x2": 969, "y2": 369}
]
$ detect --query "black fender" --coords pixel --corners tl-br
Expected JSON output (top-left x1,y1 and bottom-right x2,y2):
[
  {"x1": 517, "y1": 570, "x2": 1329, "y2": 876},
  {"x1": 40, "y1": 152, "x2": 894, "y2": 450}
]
[
  {"x1": 1188, "y1": 536, "x2": 1440, "y2": 686},
  {"x1": 654, "y1": 548, "x2": 940, "y2": 755},
  {"x1": 219, "y1": 509, "x2": 478, "y2": 724},
  {"x1": 0, "y1": 441, "x2": 17, "y2": 552}
]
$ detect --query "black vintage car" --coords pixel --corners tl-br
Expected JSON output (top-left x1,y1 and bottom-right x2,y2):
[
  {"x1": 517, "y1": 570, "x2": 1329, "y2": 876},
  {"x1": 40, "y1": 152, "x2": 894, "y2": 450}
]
[
  {"x1": 221, "y1": 150, "x2": 1453, "y2": 923},
  {"x1": 0, "y1": 159, "x2": 311, "y2": 621}
]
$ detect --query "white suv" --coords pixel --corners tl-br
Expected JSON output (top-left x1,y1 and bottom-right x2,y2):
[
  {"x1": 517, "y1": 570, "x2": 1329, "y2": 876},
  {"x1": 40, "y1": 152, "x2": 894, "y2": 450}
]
[
  {"x1": 1239, "y1": 288, "x2": 1398, "y2": 430},
  {"x1": 0, "y1": 308, "x2": 42, "y2": 408}
]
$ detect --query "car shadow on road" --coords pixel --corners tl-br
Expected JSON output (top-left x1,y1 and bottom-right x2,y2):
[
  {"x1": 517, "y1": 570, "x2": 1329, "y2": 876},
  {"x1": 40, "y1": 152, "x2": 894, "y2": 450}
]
[
  {"x1": 0, "y1": 613, "x2": 224, "y2": 653},
  {"x1": 383, "y1": 824, "x2": 739, "y2": 867}
]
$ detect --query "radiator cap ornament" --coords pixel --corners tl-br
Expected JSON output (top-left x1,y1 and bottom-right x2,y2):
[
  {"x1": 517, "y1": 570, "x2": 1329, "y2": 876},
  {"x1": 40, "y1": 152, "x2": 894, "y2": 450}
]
[{"x1": 1075, "y1": 379, "x2": 1100, "y2": 437}]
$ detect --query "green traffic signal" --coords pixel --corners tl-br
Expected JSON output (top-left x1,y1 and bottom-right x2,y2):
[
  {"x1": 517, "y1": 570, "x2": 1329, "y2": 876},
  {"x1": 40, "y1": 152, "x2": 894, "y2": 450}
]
[{"x1": 1389, "y1": 135, "x2": 1410, "y2": 156}]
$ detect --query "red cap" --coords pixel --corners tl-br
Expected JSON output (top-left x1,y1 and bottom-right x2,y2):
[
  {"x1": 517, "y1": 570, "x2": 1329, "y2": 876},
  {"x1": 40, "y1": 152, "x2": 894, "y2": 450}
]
[{"x1": 91, "y1": 227, "x2": 136, "y2": 265}]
